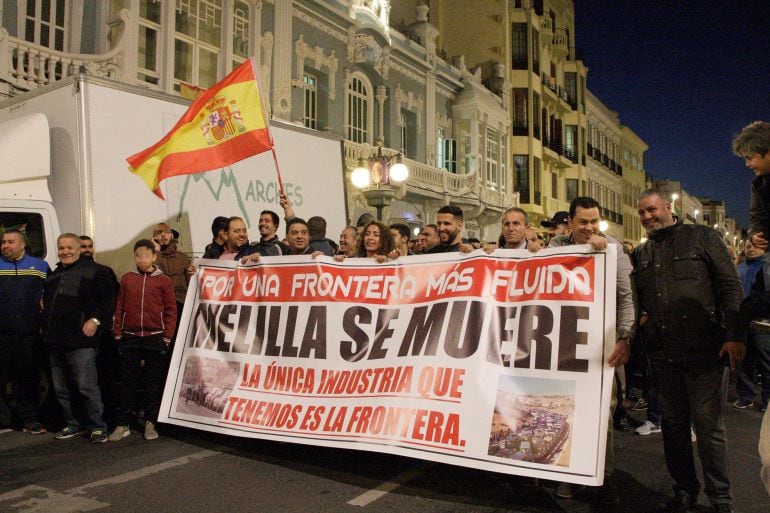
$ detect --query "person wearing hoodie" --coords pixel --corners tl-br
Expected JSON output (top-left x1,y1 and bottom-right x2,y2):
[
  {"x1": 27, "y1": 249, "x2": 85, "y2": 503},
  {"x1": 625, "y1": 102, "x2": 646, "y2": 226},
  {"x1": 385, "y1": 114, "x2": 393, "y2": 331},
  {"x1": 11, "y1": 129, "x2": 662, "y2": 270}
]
[{"x1": 108, "y1": 239, "x2": 177, "y2": 442}]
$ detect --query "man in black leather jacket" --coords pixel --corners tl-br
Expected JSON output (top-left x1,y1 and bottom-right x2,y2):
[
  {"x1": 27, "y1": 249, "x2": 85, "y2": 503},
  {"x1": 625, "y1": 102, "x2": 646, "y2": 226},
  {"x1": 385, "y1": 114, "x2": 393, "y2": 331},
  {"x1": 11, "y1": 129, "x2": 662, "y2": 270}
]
[{"x1": 632, "y1": 189, "x2": 744, "y2": 513}]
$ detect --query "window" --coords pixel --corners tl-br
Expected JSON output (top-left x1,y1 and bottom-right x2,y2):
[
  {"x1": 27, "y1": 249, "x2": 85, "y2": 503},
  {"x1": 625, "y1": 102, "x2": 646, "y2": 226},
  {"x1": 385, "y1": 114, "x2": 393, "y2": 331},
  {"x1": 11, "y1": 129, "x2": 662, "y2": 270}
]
[
  {"x1": 303, "y1": 73, "x2": 318, "y2": 129},
  {"x1": 137, "y1": 0, "x2": 161, "y2": 85},
  {"x1": 565, "y1": 125, "x2": 577, "y2": 162},
  {"x1": 512, "y1": 89, "x2": 528, "y2": 136},
  {"x1": 533, "y1": 157, "x2": 542, "y2": 205},
  {"x1": 500, "y1": 137, "x2": 507, "y2": 192},
  {"x1": 532, "y1": 93, "x2": 541, "y2": 140},
  {"x1": 24, "y1": 0, "x2": 67, "y2": 51},
  {"x1": 486, "y1": 129, "x2": 499, "y2": 190},
  {"x1": 232, "y1": 1, "x2": 250, "y2": 68},
  {"x1": 566, "y1": 179, "x2": 578, "y2": 201},
  {"x1": 437, "y1": 127, "x2": 445, "y2": 168},
  {"x1": 551, "y1": 172, "x2": 558, "y2": 200},
  {"x1": 173, "y1": 0, "x2": 223, "y2": 92},
  {"x1": 514, "y1": 156, "x2": 529, "y2": 204},
  {"x1": 437, "y1": 128, "x2": 458, "y2": 172},
  {"x1": 400, "y1": 110, "x2": 417, "y2": 158},
  {"x1": 400, "y1": 112, "x2": 408, "y2": 154},
  {"x1": 511, "y1": 23, "x2": 528, "y2": 69},
  {"x1": 347, "y1": 74, "x2": 372, "y2": 143},
  {"x1": 531, "y1": 27, "x2": 540, "y2": 75},
  {"x1": 0, "y1": 212, "x2": 47, "y2": 259},
  {"x1": 564, "y1": 72, "x2": 577, "y2": 109}
]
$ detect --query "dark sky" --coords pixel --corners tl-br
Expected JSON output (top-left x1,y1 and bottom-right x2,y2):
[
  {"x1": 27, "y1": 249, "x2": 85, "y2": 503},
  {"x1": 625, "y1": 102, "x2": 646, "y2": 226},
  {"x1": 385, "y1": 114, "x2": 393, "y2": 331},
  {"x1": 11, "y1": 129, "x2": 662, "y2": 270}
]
[{"x1": 573, "y1": 0, "x2": 770, "y2": 227}]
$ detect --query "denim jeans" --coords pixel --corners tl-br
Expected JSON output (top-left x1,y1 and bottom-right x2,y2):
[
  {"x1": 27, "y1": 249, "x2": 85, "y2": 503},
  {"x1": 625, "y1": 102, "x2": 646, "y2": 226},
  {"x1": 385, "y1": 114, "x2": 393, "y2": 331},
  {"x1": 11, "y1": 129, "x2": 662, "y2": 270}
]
[
  {"x1": 50, "y1": 347, "x2": 107, "y2": 432},
  {"x1": 649, "y1": 356, "x2": 732, "y2": 506},
  {"x1": 736, "y1": 332, "x2": 770, "y2": 406}
]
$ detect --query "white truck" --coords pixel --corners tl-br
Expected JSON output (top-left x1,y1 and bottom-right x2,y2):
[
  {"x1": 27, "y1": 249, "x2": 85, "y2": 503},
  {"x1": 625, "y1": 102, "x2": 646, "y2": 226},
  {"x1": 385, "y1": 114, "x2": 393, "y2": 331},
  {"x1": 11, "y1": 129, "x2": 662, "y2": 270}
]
[{"x1": 0, "y1": 74, "x2": 348, "y2": 276}]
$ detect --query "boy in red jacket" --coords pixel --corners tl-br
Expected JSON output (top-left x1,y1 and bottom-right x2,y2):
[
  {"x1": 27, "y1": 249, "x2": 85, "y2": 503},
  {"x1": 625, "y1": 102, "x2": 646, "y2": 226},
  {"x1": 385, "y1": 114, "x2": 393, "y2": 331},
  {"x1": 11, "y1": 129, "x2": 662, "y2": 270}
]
[{"x1": 108, "y1": 240, "x2": 176, "y2": 441}]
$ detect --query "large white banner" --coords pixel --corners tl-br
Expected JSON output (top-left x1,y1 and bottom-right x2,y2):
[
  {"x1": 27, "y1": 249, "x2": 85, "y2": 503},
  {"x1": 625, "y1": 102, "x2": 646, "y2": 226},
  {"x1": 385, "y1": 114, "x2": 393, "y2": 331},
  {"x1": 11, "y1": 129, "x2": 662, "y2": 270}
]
[{"x1": 160, "y1": 246, "x2": 617, "y2": 485}]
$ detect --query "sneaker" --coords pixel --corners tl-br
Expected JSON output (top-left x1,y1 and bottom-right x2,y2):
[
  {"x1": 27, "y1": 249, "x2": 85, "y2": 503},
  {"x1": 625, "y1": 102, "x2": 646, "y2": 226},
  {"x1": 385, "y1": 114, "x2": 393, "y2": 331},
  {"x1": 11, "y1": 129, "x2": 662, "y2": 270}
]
[
  {"x1": 732, "y1": 399, "x2": 754, "y2": 409},
  {"x1": 613, "y1": 416, "x2": 633, "y2": 432},
  {"x1": 89, "y1": 430, "x2": 108, "y2": 444},
  {"x1": 144, "y1": 421, "x2": 158, "y2": 441},
  {"x1": 658, "y1": 492, "x2": 692, "y2": 513},
  {"x1": 22, "y1": 422, "x2": 46, "y2": 435},
  {"x1": 636, "y1": 420, "x2": 662, "y2": 435},
  {"x1": 629, "y1": 398, "x2": 648, "y2": 410},
  {"x1": 55, "y1": 427, "x2": 87, "y2": 440},
  {"x1": 555, "y1": 482, "x2": 575, "y2": 499},
  {"x1": 597, "y1": 481, "x2": 620, "y2": 505},
  {"x1": 107, "y1": 425, "x2": 130, "y2": 442}
]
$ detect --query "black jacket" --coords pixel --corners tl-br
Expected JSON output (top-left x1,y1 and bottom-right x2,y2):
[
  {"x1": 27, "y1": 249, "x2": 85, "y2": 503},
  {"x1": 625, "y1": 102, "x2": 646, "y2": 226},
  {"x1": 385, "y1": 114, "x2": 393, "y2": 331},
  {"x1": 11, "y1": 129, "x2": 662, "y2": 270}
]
[
  {"x1": 631, "y1": 221, "x2": 743, "y2": 359},
  {"x1": 750, "y1": 175, "x2": 770, "y2": 236},
  {"x1": 43, "y1": 258, "x2": 118, "y2": 350}
]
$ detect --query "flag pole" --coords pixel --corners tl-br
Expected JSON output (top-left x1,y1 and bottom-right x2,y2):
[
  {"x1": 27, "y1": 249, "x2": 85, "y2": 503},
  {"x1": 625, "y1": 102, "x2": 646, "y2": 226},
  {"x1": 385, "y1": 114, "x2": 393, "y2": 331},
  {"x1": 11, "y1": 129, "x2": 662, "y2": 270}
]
[{"x1": 251, "y1": 57, "x2": 285, "y2": 195}]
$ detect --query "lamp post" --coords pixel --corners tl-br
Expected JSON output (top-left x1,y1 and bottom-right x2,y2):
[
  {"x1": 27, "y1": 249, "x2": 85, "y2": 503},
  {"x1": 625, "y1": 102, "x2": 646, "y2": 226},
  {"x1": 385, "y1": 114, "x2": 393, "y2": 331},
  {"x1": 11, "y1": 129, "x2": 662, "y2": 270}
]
[{"x1": 351, "y1": 139, "x2": 409, "y2": 222}]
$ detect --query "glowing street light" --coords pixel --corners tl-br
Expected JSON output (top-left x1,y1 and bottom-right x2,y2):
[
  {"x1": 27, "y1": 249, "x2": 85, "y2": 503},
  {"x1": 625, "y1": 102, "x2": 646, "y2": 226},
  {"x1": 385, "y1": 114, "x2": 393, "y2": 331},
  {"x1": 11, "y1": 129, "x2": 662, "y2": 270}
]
[{"x1": 599, "y1": 220, "x2": 609, "y2": 232}]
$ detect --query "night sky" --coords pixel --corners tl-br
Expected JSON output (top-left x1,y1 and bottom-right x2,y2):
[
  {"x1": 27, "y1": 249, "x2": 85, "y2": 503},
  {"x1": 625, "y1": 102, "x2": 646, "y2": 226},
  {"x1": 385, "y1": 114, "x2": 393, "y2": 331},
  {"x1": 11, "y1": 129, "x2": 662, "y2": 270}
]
[{"x1": 573, "y1": 0, "x2": 770, "y2": 227}]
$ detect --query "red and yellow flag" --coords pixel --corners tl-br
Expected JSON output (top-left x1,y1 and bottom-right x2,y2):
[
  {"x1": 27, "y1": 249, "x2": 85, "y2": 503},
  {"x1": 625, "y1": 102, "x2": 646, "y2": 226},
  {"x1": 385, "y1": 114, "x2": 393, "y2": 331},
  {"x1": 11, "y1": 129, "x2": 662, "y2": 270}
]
[{"x1": 127, "y1": 59, "x2": 273, "y2": 199}]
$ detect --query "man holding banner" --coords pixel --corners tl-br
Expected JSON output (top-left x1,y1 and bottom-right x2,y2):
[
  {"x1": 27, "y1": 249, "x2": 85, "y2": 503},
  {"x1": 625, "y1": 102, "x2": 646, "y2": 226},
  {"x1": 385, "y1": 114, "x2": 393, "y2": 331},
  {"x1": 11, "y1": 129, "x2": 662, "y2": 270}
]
[
  {"x1": 547, "y1": 196, "x2": 634, "y2": 506},
  {"x1": 633, "y1": 189, "x2": 743, "y2": 513}
]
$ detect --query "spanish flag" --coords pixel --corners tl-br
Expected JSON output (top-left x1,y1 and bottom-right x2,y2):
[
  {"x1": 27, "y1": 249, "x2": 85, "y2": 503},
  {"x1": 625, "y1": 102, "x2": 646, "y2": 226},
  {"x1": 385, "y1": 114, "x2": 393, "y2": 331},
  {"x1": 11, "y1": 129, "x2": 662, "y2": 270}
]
[{"x1": 127, "y1": 59, "x2": 273, "y2": 199}]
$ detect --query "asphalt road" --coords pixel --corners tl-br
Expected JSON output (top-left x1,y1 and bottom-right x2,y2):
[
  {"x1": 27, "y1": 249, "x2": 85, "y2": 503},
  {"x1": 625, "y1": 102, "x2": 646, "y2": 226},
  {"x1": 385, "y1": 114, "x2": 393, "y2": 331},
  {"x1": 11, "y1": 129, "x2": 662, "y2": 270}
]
[{"x1": 0, "y1": 399, "x2": 767, "y2": 513}]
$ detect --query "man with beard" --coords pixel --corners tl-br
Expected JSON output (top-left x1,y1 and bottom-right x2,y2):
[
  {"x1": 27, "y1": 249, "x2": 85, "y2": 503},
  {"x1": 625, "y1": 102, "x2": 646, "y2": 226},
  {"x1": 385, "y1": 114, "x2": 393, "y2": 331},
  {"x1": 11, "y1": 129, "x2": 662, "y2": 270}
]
[
  {"x1": 252, "y1": 210, "x2": 290, "y2": 256},
  {"x1": 152, "y1": 223, "x2": 191, "y2": 337},
  {"x1": 78, "y1": 236, "x2": 120, "y2": 426},
  {"x1": 632, "y1": 189, "x2": 743, "y2": 513},
  {"x1": 426, "y1": 206, "x2": 463, "y2": 253},
  {"x1": 0, "y1": 229, "x2": 49, "y2": 434}
]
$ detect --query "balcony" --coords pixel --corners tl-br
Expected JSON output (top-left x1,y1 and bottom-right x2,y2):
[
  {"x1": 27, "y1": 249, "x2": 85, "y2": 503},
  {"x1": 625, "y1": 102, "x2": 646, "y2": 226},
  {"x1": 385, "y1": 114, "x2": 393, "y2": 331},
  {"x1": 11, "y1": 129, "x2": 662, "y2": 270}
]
[
  {"x1": 344, "y1": 141, "x2": 516, "y2": 214},
  {"x1": 552, "y1": 31, "x2": 569, "y2": 56},
  {"x1": 0, "y1": 10, "x2": 130, "y2": 91}
]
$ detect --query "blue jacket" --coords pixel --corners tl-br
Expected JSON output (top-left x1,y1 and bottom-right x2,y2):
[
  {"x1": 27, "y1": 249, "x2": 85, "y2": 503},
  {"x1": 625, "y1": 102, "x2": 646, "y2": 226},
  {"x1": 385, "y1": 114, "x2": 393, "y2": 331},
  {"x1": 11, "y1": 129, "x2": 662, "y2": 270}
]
[
  {"x1": 0, "y1": 253, "x2": 50, "y2": 336},
  {"x1": 738, "y1": 257, "x2": 764, "y2": 298}
]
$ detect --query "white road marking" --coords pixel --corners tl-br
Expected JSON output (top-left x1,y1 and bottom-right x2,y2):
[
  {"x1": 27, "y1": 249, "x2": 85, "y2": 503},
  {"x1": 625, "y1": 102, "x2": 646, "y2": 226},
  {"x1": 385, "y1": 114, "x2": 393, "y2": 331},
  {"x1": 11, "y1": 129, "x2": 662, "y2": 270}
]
[
  {"x1": 0, "y1": 450, "x2": 219, "y2": 513},
  {"x1": 347, "y1": 464, "x2": 430, "y2": 507}
]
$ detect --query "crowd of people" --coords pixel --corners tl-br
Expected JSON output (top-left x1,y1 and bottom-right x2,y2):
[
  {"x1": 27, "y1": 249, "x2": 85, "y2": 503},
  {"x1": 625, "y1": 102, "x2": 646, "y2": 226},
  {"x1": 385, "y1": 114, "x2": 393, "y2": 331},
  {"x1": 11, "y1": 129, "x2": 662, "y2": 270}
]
[{"x1": 2, "y1": 122, "x2": 770, "y2": 512}]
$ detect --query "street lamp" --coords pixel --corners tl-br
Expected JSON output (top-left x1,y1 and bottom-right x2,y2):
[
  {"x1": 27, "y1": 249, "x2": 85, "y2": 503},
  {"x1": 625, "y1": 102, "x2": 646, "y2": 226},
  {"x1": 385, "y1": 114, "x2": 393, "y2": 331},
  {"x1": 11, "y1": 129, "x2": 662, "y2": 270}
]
[
  {"x1": 351, "y1": 138, "x2": 409, "y2": 221},
  {"x1": 671, "y1": 193, "x2": 679, "y2": 216},
  {"x1": 599, "y1": 220, "x2": 609, "y2": 233},
  {"x1": 693, "y1": 209, "x2": 699, "y2": 224}
]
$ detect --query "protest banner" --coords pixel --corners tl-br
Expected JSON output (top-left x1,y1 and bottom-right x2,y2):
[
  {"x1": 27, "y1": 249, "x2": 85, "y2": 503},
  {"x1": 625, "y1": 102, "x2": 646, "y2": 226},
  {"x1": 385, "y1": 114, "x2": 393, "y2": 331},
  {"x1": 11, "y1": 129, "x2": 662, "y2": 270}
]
[{"x1": 159, "y1": 246, "x2": 617, "y2": 485}]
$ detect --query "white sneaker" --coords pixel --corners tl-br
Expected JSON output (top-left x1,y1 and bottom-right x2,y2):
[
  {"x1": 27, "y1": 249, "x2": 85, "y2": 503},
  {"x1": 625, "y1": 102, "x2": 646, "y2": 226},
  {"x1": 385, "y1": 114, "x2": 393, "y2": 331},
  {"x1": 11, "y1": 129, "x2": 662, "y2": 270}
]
[
  {"x1": 635, "y1": 420, "x2": 661, "y2": 435},
  {"x1": 107, "y1": 425, "x2": 130, "y2": 442}
]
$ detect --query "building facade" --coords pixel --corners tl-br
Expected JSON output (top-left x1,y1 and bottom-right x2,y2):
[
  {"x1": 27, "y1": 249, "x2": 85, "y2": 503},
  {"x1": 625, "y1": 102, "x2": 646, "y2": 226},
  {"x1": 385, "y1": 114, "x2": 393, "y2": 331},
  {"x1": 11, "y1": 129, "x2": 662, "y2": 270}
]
[{"x1": 0, "y1": 0, "x2": 520, "y2": 241}]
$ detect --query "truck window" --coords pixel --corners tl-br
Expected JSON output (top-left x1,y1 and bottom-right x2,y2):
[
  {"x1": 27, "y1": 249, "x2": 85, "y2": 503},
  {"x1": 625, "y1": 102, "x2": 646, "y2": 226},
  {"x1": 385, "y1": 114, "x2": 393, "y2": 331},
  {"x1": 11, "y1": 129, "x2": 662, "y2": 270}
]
[{"x1": 0, "y1": 213, "x2": 47, "y2": 259}]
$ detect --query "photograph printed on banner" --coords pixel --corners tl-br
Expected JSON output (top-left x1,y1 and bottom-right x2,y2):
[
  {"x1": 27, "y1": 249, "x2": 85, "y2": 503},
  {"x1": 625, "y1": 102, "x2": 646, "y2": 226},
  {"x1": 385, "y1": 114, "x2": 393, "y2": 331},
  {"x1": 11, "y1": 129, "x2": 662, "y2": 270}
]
[
  {"x1": 487, "y1": 376, "x2": 575, "y2": 467},
  {"x1": 177, "y1": 356, "x2": 240, "y2": 418}
]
